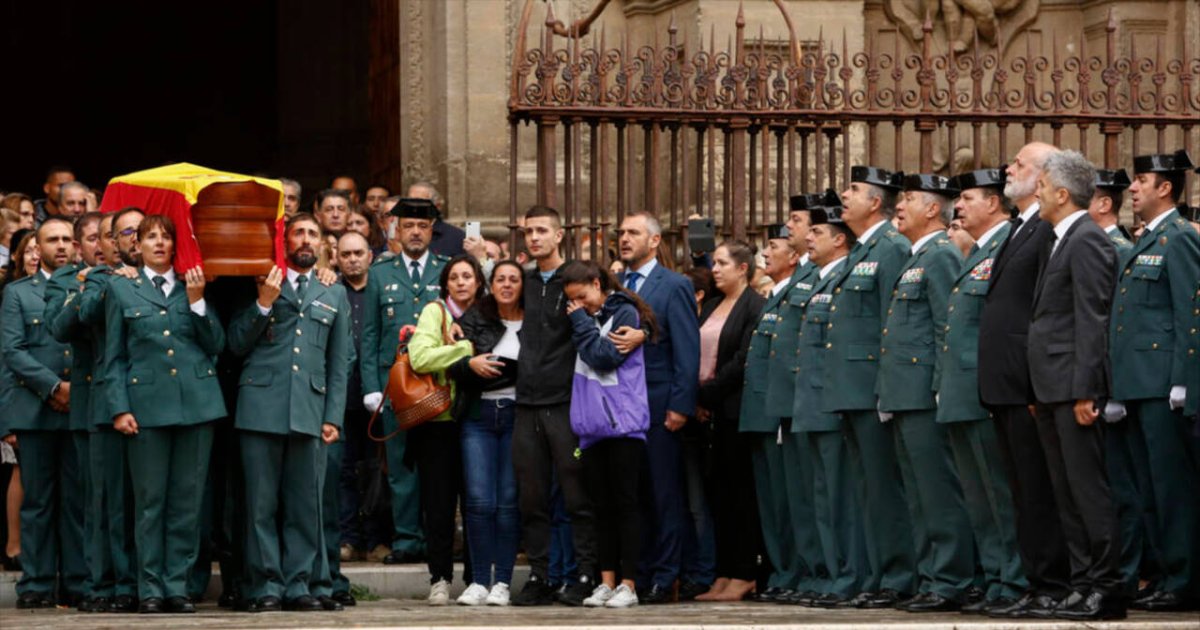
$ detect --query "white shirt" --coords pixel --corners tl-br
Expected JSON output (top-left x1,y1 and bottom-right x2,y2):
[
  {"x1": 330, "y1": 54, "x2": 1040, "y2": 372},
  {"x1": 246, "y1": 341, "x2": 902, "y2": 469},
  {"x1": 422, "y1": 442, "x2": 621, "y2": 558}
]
[
  {"x1": 799, "y1": 253, "x2": 810, "y2": 267},
  {"x1": 627, "y1": 258, "x2": 658, "y2": 293},
  {"x1": 480, "y1": 319, "x2": 522, "y2": 402},
  {"x1": 1050, "y1": 210, "x2": 1089, "y2": 257},
  {"x1": 401, "y1": 250, "x2": 431, "y2": 280},
  {"x1": 819, "y1": 255, "x2": 848, "y2": 279},
  {"x1": 910, "y1": 230, "x2": 945, "y2": 255},
  {"x1": 145, "y1": 267, "x2": 207, "y2": 316},
  {"x1": 1144, "y1": 207, "x2": 1176, "y2": 234},
  {"x1": 856, "y1": 218, "x2": 888, "y2": 244},
  {"x1": 39, "y1": 268, "x2": 52, "y2": 280},
  {"x1": 1011, "y1": 202, "x2": 1040, "y2": 239},
  {"x1": 977, "y1": 220, "x2": 1009, "y2": 250},
  {"x1": 770, "y1": 278, "x2": 789, "y2": 296}
]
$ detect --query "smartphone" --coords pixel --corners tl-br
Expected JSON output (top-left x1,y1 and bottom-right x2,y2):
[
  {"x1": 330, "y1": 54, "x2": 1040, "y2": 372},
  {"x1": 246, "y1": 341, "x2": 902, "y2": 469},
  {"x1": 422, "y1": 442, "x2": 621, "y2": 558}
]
[
  {"x1": 688, "y1": 218, "x2": 716, "y2": 254},
  {"x1": 465, "y1": 221, "x2": 482, "y2": 240}
]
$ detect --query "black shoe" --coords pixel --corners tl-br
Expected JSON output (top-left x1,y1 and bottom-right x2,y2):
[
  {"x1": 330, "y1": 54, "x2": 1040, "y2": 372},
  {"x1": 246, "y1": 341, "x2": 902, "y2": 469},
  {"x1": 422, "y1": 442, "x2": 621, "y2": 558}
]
[
  {"x1": 218, "y1": 589, "x2": 242, "y2": 608},
  {"x1": 110, "y1": 594, "x2": 138, "y2": 613},
  {"x1": 16, "y1": 592, "x2": 54, "y2": 609},
  {"x1": 905, "y1": 593, "x2": 961, "y2": 612},
  {"x1": 812, "y1": 593, "x2": 846, "y2": 608},
  {"x1": 962, "y1": 595, "x2": 997, "y2": 615},
  {"x1": 316, "y1": 595, "x2": 344, "y2": 611},
  {"x1": 770, "y1": 588, "x2": 796, "y2": 604},
  {"x1": 381, "y1": 549, "x2": 422, "y2": 565},
  {"x1": 862, "y1": 589, "x2": 907, "y2": 609},
  {"x1": 248, "y1": 595, "x2": 282, "y2": 613},
  {"x1": 640, "y1": 583, "x2": 674, "y2": 604},
  {"x1": 164, "y1": 596, "x2": 195, "y2": 613},
  {"x1": 787, "y1": 590, "x2": 816, "y2": 605},
  {"x1": 77, "y1": 597, "x2": 99, "y2": 612},
  {"x1": 284, "y1": 595, "x2": 324, "y2": 611},
  {"x1": 754, "y1": 586, "x2": 782, "y2": 603},
  {"x1": 963, "y1": 586, "x2": 985, "y2": 605},
  {"x1": 1140, "y1": 590, "x2": 1193, "y2": 612},
  {"x1": 331, "y1": 590, "x2": 357, "y2": 607},
  {"x1": 511, "y1": 575, "x2": 556, "y2": 606},
  {"x1": 895, "y1": 592, "x2": 930, "y2": 610},
  {"x1": 986, "y1": 592, "x2": 1058, "y2": 618},
  {"x1": 557, "y1": 577, "x2": 595, "y2": 606},
  {"x1": 138, "y1": 597, "x2": 163, "y2": 614},
  {"x1": 88, "y1": 597, "x2": 112, "y2": 613},
  {"x1": 835, "y1": 591, "x2": 874, "y2": 608},
  {"x1": 1056, "y1": 591, "x2": 1126, "y2": 620},
  {"x1": 677, "y1": 581, "x2": 708, "y2": 601}
]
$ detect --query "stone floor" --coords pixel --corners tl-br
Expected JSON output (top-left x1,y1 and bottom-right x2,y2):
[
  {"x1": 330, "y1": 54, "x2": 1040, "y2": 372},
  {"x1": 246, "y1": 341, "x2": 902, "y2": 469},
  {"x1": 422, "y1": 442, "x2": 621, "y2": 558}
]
[{"x1": 0, "y1": 600, "x2": 1196, "y2": 630}]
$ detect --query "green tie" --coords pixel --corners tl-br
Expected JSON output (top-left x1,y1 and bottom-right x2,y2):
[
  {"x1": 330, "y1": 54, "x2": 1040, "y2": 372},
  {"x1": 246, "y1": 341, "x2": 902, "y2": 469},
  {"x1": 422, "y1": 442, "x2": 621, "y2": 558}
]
[
  {"x1": 152, "y1": 275, "x2": 167, "y2": 297},
  {"x1": 296, "y1": 274, "x2": 308, "y2": 302}
]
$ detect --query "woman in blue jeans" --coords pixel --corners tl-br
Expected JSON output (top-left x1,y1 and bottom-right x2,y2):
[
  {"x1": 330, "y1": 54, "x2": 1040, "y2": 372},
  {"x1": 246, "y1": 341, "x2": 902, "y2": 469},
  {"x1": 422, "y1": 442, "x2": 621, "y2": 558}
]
[{"x1": 446, "y1": 260, "x2": 524, "y2": 606}]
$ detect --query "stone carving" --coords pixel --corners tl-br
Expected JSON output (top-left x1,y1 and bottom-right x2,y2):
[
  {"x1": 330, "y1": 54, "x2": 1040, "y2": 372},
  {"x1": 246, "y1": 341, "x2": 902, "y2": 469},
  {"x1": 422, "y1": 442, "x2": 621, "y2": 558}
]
[
  {"x1": 887, "y1": 0, "x2": 1040, "y2": 53},
  {"x1": 405, "y1": 0, "x2": 429, "y2": 181}
]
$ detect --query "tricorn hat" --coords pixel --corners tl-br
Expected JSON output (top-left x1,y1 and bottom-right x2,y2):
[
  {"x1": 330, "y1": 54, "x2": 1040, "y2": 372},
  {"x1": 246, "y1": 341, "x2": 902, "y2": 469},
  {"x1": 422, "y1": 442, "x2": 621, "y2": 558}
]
[
  {"x1": 1133, "y1": 149, "x2": 1194, "y2": 174},
  {"x1": 789, "y1": 193, "x2": 824, "y2": 211},
  {"x1": 1094, "y1": 168, "x2": 1132, "y2": 192},
  {"x1": 951, "y1": 168, "x2": 1006, "y2": 193},
  {"x1": 389, "y1": 197, "x2": 438, "y2": 219},
  {"x1": 902, "y1": 173, "x2": 960, "y2": 196},
  {"x1": 850, "y1": 166, "x2": 904, "y2": 191},
  {"x1": 765, "y1": 223, "x2": 790, "y2": 240}
]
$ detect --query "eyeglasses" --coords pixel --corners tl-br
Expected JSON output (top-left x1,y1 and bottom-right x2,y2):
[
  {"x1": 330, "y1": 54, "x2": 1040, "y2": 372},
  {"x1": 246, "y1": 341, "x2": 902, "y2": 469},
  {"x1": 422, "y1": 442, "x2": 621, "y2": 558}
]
[{"x1": 117, "y1": 227, "x2": 138, "y2": 237}]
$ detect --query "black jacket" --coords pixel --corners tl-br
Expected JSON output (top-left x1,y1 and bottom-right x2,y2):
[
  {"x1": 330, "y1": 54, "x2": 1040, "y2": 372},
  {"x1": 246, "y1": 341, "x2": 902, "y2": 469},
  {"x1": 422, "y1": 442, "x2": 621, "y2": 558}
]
[
  {"x1": 697, "y1": 288, "x2": 765, "y2": 421},
  {"x1": 516, "y1": 265, "x2": 575, "y2": 406},
  {"x1": 447, "y1": 303, "x2": 518, "y2": 419}
]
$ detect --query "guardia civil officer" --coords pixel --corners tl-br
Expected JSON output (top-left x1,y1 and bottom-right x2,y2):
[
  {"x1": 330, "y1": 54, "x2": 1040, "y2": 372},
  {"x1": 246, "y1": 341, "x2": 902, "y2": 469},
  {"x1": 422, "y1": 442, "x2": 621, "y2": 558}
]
[
  {"x1": 823, "y1": 166, "x2": 916, "y2": 608},
  {"x1": 877, "y1": 175, "x2": 973, "y2": 612},
  {"x1": 361, "y1": 198, "x2": 448, "y2": 564},
  {"x1": 1109, "y1": 150, "x2": 1200, "y2": 611},
  {"x1": 105, "y1": 215, "x2": 227, "y2": 613},
  {"x1": 1, "y1": 218, "x2": 86, "y2": 608},
  {"x1": 938, "y1": 170, "x2": 1026, "y2": 615},
  {"x1": 228, "y1": 212, "x2": 352, "y2": 613}
]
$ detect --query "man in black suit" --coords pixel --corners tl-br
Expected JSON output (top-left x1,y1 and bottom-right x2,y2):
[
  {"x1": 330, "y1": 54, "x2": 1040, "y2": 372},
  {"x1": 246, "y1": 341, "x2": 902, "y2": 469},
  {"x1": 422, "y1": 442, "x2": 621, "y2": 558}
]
[
  {"x1": 978, "y1": 141, "x2": 1071, "y2": 618},
  {"x1": 1027, "y1": 150, "x2": 1123, "y2": 620}
]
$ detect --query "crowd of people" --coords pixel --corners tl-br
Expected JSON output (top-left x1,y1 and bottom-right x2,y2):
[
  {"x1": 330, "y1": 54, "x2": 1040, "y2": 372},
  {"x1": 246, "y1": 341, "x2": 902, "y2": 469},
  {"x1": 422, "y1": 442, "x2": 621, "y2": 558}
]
[{"x1": 1, "y1": 146, "x2": 1198, "y2": 620}]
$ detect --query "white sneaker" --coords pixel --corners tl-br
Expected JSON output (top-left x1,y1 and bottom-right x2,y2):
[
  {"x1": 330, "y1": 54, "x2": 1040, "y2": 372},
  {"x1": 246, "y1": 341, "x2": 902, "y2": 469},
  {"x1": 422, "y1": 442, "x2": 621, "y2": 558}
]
[
  {"x1": 582, "y1": 583, "x2": 614, "y2": 607},
  {"x1": 428, "y1": 579, "x2": 451, "y2": 606},
  {"x1": 604, "y1": 584, "x2": 638, "y2": 608},
  {"x1": 457, "y1": 583, "x2": 489, "y2": 606},
  {"x1": 486, "y1": 582, "x2": 511, "y2": 606}
]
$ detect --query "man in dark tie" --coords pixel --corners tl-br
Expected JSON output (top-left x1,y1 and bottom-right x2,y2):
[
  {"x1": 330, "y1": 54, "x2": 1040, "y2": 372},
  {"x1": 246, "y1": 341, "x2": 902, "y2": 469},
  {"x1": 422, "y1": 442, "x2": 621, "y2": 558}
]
[{"x1": 1026, "y1": 150, "x2": 1122, "y2": 620}]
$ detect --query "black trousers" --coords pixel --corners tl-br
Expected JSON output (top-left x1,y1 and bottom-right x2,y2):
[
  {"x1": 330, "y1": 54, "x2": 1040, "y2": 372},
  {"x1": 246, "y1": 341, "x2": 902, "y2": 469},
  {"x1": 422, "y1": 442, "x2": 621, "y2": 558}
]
[
  {"x1": 583, "y1": 437, "x2": 644, "y2": 580},
  {"x1": 410, "y1": 421, "x2": 464, "y2": 584},
  {"x1": 992, "y1": 404, "x2": 1071, "y2": 598},
  {"x1": 1033, "y1": 403, "x2": 1122, "y2": 595},
  {"x1": 711, "y1": 416, "x2": 762, "y2": 581},
  {"x1": 513, "y1": 404, "x2": 597, "y2": 579}
]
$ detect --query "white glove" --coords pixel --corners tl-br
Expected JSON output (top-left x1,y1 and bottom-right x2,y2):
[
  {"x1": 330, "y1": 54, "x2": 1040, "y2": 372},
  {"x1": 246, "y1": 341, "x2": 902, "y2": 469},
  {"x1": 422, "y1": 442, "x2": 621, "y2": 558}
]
[
  {"x1": 1103, "y1": 400, "x2": 1127, "y2": 423},
  {"x1": 877, "y1": 404, "x2": 894, "y2": 423},
  {"x1": 1169, "y1": 385, "x2": 1187, "y2": 410},
  {"x1": 363, "y1": 392, "x2": 384, "y2": 413},
  {"x1": 935, "y1": 393, "x2": 940, "y2": 405}
]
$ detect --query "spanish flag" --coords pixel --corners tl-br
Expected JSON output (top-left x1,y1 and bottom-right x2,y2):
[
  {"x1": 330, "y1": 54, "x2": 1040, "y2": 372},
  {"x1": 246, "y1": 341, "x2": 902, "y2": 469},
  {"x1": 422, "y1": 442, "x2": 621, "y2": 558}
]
[{"x1": 98, "y1": 162, "x2": 286, "y2": 272}]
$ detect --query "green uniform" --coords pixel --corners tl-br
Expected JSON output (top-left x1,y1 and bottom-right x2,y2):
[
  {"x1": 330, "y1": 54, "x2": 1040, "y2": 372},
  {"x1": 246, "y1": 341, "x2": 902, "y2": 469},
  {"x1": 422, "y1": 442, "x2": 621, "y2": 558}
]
[
  {"x1": 227, "y1": 273, "x2": 352, "y2": 601},
  {"x1": 45, "y1": 263, "x2": 95, "y2": 599},
  {"x1": 935, "y1": 222, "x2": 1026, "y2": 602},
  {"x1": 360, "y1": 252, "x2": 447, "y2": 554},
  {"x1": 104, "y1": 269, "x2": 227, "y2": 600},
  {"x1": 820, "y1": 220, "x2": 916, "y2": 595},
  {"x1": 1, "y1": 272, "x2": 87, "y2": 598},
  {"x1": 792, "y1": 257, "x2": 865, "y2": 598},
  {"x1": 878, "y1": 232, "x2": 973, "y2": 600},
  {"x1": 1109, "y1": 209, "x2": 1200, "y2": 599}
]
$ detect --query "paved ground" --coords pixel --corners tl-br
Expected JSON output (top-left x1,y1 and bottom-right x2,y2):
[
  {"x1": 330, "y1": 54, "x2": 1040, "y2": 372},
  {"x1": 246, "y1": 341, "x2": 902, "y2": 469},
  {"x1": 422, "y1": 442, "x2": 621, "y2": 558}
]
[{"x1": 0, "y1": 600, "x2": 1196, "y2": 630}]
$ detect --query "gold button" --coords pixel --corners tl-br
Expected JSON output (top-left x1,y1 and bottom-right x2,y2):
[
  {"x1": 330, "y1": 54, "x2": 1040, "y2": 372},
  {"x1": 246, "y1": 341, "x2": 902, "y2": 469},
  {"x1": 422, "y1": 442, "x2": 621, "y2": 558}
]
[
  {"x1": 827, "y1": 323, "x2": 833, "y2": 329},
  {"x1": 835, "y1": 288, "x2": 842, "y2": 294},
  {"x1": 131, "y1": 377, "x2": 138, "y2": 384},
  {"x1": 887, "y1": 309, "x2": 893, "y2": 315},
  {"x1": 299, "y1": 312, "x2": 305, "y2": 318},
  {"x1": 901, "y1": 292, "x2": 908, "y2": 298},
  {"x1": 167, "y1": 349, "x2": 174, "y2": 357},
  {"x1": 868, "y1": 354, "x2": 875, "y2": 360},
  {"x1": 911, "y1": 357, "x2": 918, "y2": 363},
  {"x1": 1121, "y1": 287, "x2": 1127, "y2": 294},
  {"x1": 825, "y1": 342, "x2": 832, "y2": 349},
  {"x1": 294, "y1": 347, "x2": 301, "y2": 354},
  {"x1": 1152, "y1": 343, "x2": 1159, "y2": 350},
  {"x1": 296, "y1": 329, "x2": 303, "y2": 336},
  {"x1": 882, "y1": 328, "x2": 888, "y2": 335},
  {"x1": 882, "y1": 348, "x2": 887, "y2": 354},
  {"x1": 949, "y1": 306, "x2": 955, "y2": 312},
  {"x1": 85, "y1": 375, "x2": 91, "y2": 382},
  {"x1": 1191, "y1": 328, "x2": 1197, "y2": 335},
  {"x1": 292, "y1": 365, "x2": 299, "y2": 372},
  {"x1": 769, "y1": 351, "x2": 775, "y2": 358},
  {"x1": 163, "y1": 330, "x2": 171, "y2": 336},
  {"x1": 943, "y1": 345, "x2": 948, "y2": 352},
  {"x1": 169, "y1": 368, "x2": 177, "y2": 376},
  {"x1": 160, "y1": 310, "x2": 167, "y2": 315},
  {"x1": 1124, "y1": 269, "x2": 1131, "y2": 275},
  {"x1": 64, "y1": 350, "x2": 70, "y2": 356},
  {"x1": 269, "y1": 317, "x2": 276, "y2": 322},
  {"x1": 944, "y1": 325, "x2": 950, "y2": 331},
  {"x1": 32, "y1": 318, "x2": 40, "y2": 324},
  {"x1": 892, "y1": 290, "x2": 898, "y2": 296},
  {"x1": 1117, "y1": 326, "x2": 1123, "y2": 332},
  {"x1": 1190, "y1": 349, "x2": 1196, "y2": 356},
  {"x1": 831, "y1": 306, "x2": 837, "y2": 312},
  {"x1": 952, "y1": 287, "x2": 959, "y2": 293}
]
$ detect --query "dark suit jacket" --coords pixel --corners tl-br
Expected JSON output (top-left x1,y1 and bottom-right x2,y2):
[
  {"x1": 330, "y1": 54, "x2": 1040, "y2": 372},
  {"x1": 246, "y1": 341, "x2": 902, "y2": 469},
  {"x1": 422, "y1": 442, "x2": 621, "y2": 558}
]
[
  {"x1": 978, "y1": 210, "x2": 1055, "y2": 405},
  {"x1": 1028, "y1": 214, "x2": 1116, "y2": 404},
  {"x1": 625, "y1": 263, "x2": 700, "y2": 420},
  {"x1": 697, "y1": 288, "x2": 765, "y2": 421},
  {"x1": 431, "y1": 219, "x2": 465, "y2": 257}
]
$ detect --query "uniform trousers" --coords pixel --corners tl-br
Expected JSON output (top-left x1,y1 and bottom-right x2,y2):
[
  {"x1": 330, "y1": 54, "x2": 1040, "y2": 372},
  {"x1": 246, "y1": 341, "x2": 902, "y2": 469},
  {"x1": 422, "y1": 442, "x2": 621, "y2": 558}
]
[
  {"x1": 311, "y1": 438, "x2": 349, "y2": 596},
  {"x1": 804, "y1": 429, "x2": 865, "y2": 598},
  {"x1": 751, "y1": 431, "x2": 798, "y2": 589},
  {"x1": 70, "y1": 431, "x2": 93, "y2": 597},
  {"x1": 88, "y1": 427, "x2": 137, "y2": 598},
  {"x1": 1103, "y1": 413, "x2": 1162, "y2": 594},
  {"x1": 13, "y1": 429, "x2": 88, "y2": 598},
  {"x1": 781, "y1": 430, "x2": 824, "y2": 592},
  {"x1": 381, "y1": 410, "x2": 424, "y2": 555}
]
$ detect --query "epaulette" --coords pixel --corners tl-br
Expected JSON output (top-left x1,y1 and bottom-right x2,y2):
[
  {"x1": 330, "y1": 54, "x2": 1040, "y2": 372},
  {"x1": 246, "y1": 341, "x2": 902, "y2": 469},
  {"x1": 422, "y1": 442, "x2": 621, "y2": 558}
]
[{"x1": 8, "y1": 274, "x2": 33, "y2": 287}]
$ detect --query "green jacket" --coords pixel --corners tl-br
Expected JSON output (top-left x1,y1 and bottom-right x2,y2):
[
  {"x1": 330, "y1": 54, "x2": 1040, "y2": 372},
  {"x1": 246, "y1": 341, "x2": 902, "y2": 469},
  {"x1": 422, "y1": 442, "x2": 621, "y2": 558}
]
[
  {"x1": 878, "y1": 233, "x2": 962, "y2": 412},
  {"x1": 228, "y1": 274, "x2": 353, "y2": 436},
  {"x1": 820, "y1": 221, "x2": 911, "y2": 413},
  {"x1": 45, "y1": 263, "x2": 94, "y2": 431},
  {"x1": 792, "y1": 258, "x2": 848, "y2": 432},
  {"x1": 408, "y1": 300, "x2": 474, "y2": 422},
  {"x1": 78, "y1": 265, "x2": 118, "y2": 429},
  {"x1": 739, "y1": 271, "x2": 794, "y2": 432},
  {"x1": 936, "y1": 222, "x2": 1010, "y2": 423},
  {"x1": 764, "y1": 262, "x2": 819, "y2": 420},
  {"x1": 103, "y1": 269, "x2": 227, "y2": 428},
  {"x1": 0, "y1": 273, "x2": 70, "y2": 434},
  {"x1": 360, "y1": 253, "x2": 448, "y2": 397},
  {"x1": 1109, "y1": 209, "x2": 1200, "y2": 401},
  {"x1": 1105, "y1": 226, "x2": 1134, "y2": 262}
]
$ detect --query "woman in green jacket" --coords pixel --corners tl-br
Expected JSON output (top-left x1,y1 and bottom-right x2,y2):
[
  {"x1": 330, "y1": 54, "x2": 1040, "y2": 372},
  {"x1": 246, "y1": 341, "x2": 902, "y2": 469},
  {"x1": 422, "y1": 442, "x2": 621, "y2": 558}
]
[{"x1": 407, "y1": 254, "x2": 482, "y2": 605}]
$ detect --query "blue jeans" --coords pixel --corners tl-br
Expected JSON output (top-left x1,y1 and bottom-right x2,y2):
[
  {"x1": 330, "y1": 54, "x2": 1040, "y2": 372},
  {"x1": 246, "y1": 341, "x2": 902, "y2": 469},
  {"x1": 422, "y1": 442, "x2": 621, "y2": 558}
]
[
  {"x1": 548, "y1": 477, "x2": 578, "y2": 587},
  {"x1": 461, "y1": 399, "x2": 519, "y2": 586}
]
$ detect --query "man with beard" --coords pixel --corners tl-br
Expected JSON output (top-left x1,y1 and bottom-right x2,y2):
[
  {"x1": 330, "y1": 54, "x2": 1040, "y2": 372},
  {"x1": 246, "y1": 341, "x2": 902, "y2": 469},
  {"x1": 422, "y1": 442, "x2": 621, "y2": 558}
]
[
  {"x1": 43, "y1": 211, "x2": 106, "y2": 611},
  {"x1": 407, "y1": 182, "x2": 465, "y2": 257},
  {"x1": 33, "y1": 165, "x2": 75, "y2": 226},
  {"x1": 1, "y1": 218, "x2": 85, "y2": 608},
  {"x1": 228, "y1": 212, "x2": 351, "y2": 613},
  {"x1": 361, "y1": 198, "x2": 447, "y2": 565}
]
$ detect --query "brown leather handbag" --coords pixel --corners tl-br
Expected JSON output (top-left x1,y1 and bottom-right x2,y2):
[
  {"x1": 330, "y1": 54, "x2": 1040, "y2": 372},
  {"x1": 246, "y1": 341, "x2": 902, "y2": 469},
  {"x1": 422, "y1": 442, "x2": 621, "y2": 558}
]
[{"x1": 368, "y1": 302, "x2": 455, "y2": 442}]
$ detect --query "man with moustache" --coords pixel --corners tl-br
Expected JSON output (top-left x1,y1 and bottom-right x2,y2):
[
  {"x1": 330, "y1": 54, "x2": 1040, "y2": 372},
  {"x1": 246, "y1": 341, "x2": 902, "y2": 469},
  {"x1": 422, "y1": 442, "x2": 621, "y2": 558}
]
[
  {"x1": 57, "y1": 183, "x2": 90, "y2": 221},
  {"x1": 407, "y1": 182, "x2": 465, "y2": 257},
  {"x1": 1, "y1": 218, "x2": 85, "y2": 608},
  {"x1": 228, "y1": 213, "x2": 351, "y2": 613},
  {"x1": 937, "y1": 170, "x2": 1027, "y2": 615},
  {"x1": 315, "y1": 189, "x2": 351, "y2": 237},
  {"x1": 363, "y1": 186, "x2": 390, "y2": 222},
  {"x1": 978, "y1": 142, "x2": 1070, "y2": 618}
]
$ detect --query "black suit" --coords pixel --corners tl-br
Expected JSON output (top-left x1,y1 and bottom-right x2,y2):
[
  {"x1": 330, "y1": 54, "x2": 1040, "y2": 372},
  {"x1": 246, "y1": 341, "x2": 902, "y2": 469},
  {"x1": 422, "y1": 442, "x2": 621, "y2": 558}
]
[
  {"x1": 977, "y1": 208, "x2": 1072, "y2": 597},
  {"x1": 1028, "y1": 213, "x2": 1122, "y2": 595}
]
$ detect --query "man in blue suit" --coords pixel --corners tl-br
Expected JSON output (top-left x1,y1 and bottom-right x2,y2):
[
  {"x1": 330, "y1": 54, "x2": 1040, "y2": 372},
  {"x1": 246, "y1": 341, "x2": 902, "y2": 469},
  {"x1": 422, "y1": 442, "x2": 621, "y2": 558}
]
[{"x1": 617, "y1": 212, "x2": 701, "y2": 604}]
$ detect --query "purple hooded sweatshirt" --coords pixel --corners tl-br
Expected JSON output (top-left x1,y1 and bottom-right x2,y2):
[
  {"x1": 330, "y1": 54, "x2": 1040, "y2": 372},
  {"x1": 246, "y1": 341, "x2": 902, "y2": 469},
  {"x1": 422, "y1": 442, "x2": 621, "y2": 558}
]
[{"x1": 568, "y1": 291, "x2": 650, "y2": 449}]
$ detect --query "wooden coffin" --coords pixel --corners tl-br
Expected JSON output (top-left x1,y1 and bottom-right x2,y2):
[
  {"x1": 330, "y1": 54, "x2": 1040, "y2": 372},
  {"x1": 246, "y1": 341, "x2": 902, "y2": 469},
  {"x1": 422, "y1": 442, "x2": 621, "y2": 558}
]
[{"x1": 191, "y1": 181, "x2": 279, "y2": 276}]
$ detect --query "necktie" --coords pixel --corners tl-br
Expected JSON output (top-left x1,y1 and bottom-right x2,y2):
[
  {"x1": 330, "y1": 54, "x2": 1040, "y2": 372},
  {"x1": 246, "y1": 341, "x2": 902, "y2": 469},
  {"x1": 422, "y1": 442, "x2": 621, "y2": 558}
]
[
  {"x1": 625, "y1": 271, "x2": 641, "y2": 292},
  {"x1": 296, "y1": 274, "x2": 308, "y2": 302},
  {"x1": 410, "y1": 260, "x2": 421, "y2": 283},
  {"x1": 152, "y1": 275, "x2": 168, "y2": 297}
]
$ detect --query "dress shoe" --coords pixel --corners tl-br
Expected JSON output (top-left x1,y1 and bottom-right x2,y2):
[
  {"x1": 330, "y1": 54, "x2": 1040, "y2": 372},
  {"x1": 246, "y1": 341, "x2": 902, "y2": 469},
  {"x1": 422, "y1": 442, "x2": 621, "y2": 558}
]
[
  {"x1": 905, "y1": 593, "x2": 961, "y2": 612},
  {"x1": 218, "y1": 589, "x2": 243, "y2": 608},
  {"x1": 640, "y1": 584, "x2": 674, "y2": 604},
  {"x1": 88, "y1": 597, "x2": 112, "y2": 613},
  {"x1": 381, "y1": 549, "x2": 422, "y2": 565},
  {"x1": 835, "y1": 591, "x2": 875, "y2": 608},
  {"x1": 284, "y1": 594, "x2": 324, "y2": 611},
  {"x1": 1139, "y1": 590, "x2": 1193, "y2": 612},
  {"x1": 788, "y1": 590, "x2": 817, "y2": 605},
  {"x1": 895, "y1": 592, "x2": 930, "y2": 610},
  {"x1": 753, "y1": 586, "x2": 782, "y2": 603},
  {"x1": 986, "y1": 592, "x2": 1056, "y2": 618},
  {"x1": 16, "y1": 592, "x2": 55, "y2": 609},
  {"x1": 164, "y1": 596, "x2": 195, "y2": 613},
  {"x1": 811, "y1": 593, "x2": 846, "y2": 608},
  {"x1": 317, "y1": 595, "x2": 344, "y2": 611},
  {"x1": 331, "y1": 590, "x2": 357, "y2": 607},
  {"x1": 110, "y1": 594, "x2": 139, "y2": 613},
  {"x1": 861, "y1": 589, "x2": 907, "y2": 609},
  {"x1": 77, "y1": 597, "x2": 100, "y2": 612},
  {"x1": 248, "y1": 595, "x2": 282, "y2": 613},
  {"x1": 961, "y1": 595, "x2": 995, "y2": 615},
  {"x1": 138, "y1": 597, "x2": 163, "y2": 614},
  {"x1": 1056, "y1": 591, "x2": 1126, "y2": 620},
  {"x1": 771, "y1": 588, "x2": 796, "y2": 604},
  {"x1": 677, "y1": 581, "x2": 709, "y2": 601}
]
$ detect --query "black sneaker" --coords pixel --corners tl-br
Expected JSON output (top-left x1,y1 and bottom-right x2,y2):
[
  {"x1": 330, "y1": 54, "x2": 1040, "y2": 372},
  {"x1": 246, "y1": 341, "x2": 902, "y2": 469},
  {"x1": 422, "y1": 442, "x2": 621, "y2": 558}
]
[
  {"x1": 557, "y1": 577, "x2": 594, "y2": 607},
  {"x1": 511, "y1": 575, "x2": 556, "y2": 606}
]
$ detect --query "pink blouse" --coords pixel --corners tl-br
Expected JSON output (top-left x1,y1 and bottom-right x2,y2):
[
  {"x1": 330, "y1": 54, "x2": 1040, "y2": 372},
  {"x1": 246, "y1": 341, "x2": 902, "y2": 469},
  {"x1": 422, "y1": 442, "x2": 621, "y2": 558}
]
[{"x1": 699, "y1": 312, "x2": 726, "y2": 383}]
